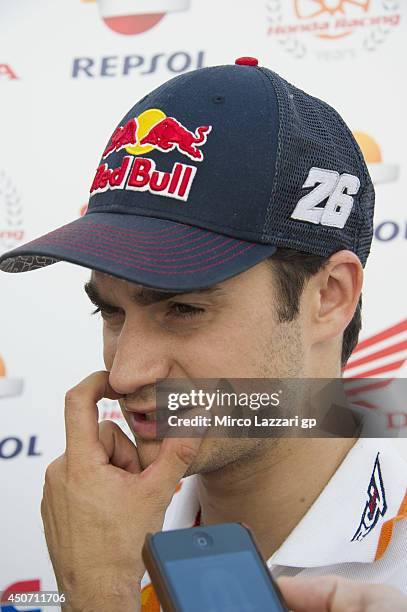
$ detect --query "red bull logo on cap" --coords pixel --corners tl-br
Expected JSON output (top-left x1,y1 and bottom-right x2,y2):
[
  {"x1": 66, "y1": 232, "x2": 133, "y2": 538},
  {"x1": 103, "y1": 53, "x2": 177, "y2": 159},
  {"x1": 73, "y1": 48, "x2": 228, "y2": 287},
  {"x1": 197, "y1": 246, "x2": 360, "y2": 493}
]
[
  {"x1": 90, "y1": 156, "x2": 197, "y2": 202},
  {"x1": 139, "y1": 117, "x2": 211, "y2": 162},
  {"x1": 91, "y1": 108, "x2": 211, "y2": 202},
  {"x1": 102, "y1": 109, "x2": 211, "y2": 162}
]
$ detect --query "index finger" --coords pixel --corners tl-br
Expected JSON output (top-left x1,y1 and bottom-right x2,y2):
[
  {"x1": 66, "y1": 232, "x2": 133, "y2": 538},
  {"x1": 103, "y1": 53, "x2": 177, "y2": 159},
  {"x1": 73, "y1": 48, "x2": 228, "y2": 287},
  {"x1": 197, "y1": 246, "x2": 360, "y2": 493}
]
[{"x1": 64, "y1": 370, "x2": 122, "y2": 457}]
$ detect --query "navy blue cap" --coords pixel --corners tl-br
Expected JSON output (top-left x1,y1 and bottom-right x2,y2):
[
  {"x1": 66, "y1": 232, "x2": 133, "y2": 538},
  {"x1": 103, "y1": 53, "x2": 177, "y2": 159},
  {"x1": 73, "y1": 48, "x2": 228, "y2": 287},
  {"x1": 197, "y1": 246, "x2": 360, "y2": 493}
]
[{"x1": 0, "y1": 58, "x2": 374, "y2": 291}]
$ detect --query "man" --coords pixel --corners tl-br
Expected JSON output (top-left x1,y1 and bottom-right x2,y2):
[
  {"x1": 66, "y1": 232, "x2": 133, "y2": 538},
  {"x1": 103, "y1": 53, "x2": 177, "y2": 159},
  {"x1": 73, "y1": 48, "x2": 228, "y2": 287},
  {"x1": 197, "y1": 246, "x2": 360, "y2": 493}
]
[{"x1": 1, "y1": 57, "x2": 406, "y2": 611}]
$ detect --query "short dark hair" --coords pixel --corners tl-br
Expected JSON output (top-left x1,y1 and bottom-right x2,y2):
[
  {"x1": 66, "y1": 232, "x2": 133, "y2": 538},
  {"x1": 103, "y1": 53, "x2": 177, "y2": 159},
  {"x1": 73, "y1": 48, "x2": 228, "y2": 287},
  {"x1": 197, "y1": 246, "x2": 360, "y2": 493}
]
[{"x1": 268, "y1": 248, "x2": 362, "y2": 368}]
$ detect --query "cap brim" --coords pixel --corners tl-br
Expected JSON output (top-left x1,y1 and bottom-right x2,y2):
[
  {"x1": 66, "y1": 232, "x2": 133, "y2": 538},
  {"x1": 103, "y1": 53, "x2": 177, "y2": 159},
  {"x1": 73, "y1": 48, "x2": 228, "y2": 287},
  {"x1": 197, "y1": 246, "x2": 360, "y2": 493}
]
[{"x1": 0, "y1": 213, "x2": 276, "y2": 292}]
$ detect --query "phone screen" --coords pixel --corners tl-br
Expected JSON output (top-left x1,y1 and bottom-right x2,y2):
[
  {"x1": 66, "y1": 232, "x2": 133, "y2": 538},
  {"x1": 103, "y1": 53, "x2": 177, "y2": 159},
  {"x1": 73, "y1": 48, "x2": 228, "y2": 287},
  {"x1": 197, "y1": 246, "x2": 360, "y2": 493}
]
[{"x1": 163, "y1": 549, "x2": 286, "y2": 612}]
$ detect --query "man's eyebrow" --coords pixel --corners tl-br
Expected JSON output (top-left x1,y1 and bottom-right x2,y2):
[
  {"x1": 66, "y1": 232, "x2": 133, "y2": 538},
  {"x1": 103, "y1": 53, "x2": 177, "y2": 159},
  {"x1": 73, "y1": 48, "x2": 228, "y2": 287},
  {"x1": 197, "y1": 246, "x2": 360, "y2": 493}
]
[{"x1": 83, "y1": 280, "x2": 223, "y2": 308}]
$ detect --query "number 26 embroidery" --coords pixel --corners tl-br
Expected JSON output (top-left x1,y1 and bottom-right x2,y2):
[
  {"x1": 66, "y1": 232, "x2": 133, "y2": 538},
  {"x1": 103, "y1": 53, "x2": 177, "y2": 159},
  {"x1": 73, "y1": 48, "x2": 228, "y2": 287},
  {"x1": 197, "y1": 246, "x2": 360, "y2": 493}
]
[{"x1": 291, "y1": 167, "x2": 360, "y2": 229}]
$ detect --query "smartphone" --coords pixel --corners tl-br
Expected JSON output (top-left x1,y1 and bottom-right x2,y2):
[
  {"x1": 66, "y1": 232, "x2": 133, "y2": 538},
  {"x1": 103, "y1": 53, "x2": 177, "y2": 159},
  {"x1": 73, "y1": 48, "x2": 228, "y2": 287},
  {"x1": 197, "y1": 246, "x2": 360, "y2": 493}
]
[{"x1": 142, "y1": 522, "x2": 288, "y2": 612}]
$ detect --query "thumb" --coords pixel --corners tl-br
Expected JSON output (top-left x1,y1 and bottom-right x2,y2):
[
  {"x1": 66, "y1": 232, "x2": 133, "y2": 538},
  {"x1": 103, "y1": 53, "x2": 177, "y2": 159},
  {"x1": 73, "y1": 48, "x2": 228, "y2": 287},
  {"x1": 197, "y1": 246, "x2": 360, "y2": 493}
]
[
  {"x1": 276, "y1": 575, "x2": 337, "y2": 612},
  {"x1": 277, "y1": 575, "x2": 407, "y2": 612},
  {"x1": 140, "y1": 433, "x2": 206, "y2": 501}
]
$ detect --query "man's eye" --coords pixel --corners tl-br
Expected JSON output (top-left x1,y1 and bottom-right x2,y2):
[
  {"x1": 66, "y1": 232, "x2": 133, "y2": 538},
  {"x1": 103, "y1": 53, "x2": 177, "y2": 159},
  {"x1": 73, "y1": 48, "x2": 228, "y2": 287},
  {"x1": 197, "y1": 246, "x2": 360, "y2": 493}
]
[
  {"x1": 90, "y1": 303, "x2": 204, "y2": 321},
  {"x1": 167, "y1": 303, "x2": 204, "y2": 319},
  {"x1": 91, "y1": 306, "x2": 120, "y2": 319}
]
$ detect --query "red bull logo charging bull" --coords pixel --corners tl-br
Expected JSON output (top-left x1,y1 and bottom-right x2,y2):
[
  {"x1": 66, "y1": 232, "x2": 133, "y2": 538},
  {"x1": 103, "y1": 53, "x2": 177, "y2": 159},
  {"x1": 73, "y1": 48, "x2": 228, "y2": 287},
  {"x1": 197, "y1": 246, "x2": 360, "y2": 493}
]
[
  {"x1": 139, "y1": 117, "x2": 211, "y2": 161},
  {"x1": 91, "y1": 108, "x2": 211, "y2": 202}
]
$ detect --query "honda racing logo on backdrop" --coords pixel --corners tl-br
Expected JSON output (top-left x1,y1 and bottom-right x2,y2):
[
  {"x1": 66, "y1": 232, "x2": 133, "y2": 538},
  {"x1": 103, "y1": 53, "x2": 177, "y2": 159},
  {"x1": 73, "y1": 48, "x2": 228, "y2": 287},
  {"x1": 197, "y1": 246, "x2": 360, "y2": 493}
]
[
  {"x1": 266, "y1": 0, "x2": 402, "y2": 61},
  {"x1": 343, "y1": 320, "x2": 407, "y2": 434},
  {"x1": 344, "y1": 319, "x2": 407, "y2": 380},
  {"x1": 0, "y1": 172, "x2": 25, "y2": 253},
  {"x1": 82, "y1": 0, "x2": 190, "y2": 35}
]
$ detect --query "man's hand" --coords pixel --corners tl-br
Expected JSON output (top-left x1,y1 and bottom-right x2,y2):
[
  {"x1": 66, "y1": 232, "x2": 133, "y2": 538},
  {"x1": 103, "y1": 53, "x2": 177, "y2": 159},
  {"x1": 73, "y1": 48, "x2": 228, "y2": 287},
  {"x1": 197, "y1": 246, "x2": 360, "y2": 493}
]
[
  {"x1": 277, "y1": 575, "x2": 407, "y2": 612},
  {"x1": 41, "y1": 371, "x2": 204, "y2": 612}
]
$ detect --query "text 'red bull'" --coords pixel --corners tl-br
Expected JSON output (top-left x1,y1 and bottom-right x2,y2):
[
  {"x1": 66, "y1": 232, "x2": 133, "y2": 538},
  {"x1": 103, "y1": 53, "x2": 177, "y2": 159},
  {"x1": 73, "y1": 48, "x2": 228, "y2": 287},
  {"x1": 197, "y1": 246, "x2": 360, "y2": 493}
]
[{"x1": 90, "y1": 156, "x2": 197, "y2": 202}]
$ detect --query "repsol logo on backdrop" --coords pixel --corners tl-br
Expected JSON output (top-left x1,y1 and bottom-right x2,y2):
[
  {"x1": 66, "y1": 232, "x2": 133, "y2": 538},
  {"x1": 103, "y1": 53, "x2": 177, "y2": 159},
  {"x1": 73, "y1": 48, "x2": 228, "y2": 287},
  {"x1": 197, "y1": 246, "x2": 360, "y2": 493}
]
[
  {"x1": 0, "y1": 435, "x2": 41, "y2": 460},
  {"x1": 72, "y1": 50, "x2": 205, "y2": 78},
  {"x1": 374, "y1": 220, "x2": 407, "y2": 242}
]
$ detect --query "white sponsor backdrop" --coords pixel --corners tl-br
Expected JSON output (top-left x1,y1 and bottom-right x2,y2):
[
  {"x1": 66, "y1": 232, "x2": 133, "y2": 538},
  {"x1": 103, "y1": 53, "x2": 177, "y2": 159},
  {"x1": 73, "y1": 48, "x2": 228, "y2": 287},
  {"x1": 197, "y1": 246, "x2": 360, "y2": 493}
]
[{"x1": 0, "y1": 0, "x2": 406, "y2": 608}]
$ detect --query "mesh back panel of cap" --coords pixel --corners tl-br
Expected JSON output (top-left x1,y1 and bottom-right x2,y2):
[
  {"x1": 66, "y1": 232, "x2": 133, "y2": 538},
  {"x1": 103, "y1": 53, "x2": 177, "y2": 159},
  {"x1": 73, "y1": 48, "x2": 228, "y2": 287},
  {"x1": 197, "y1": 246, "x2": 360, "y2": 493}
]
[{"x1": 259, "y1": 68, "x2": 374, "y2": 267}]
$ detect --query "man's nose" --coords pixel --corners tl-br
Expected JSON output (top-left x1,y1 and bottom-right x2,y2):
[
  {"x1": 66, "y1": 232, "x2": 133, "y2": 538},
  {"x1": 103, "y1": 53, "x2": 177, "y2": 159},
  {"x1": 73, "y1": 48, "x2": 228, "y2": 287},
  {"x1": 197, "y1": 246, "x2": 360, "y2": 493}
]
[{"x1": 107, "y1": 324, "x2": 171, "y2": 395}]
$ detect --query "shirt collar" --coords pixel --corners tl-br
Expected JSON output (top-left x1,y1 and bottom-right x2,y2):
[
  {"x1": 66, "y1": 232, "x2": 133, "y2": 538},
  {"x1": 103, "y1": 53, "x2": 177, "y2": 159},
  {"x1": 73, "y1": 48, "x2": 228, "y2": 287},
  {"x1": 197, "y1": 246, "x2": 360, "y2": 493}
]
[
  {"x1": 160, "y1": 439, "x2": 407, "y2": 570},
  {"x1": 269, "y1": 438, "x2": 407, "y2": 567}
]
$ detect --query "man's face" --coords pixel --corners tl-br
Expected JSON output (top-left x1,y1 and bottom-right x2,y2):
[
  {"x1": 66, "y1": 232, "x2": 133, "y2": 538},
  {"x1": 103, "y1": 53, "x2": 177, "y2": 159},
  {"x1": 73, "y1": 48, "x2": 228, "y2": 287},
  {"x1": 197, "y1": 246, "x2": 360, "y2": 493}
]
[{"x1": 86, "y1": 261, "x2": 306, "y2": 474}]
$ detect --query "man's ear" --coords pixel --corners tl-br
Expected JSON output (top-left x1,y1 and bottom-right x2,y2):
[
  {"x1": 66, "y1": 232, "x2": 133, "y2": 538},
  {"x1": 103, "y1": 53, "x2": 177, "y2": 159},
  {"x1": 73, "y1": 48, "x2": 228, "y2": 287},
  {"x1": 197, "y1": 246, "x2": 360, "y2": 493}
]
[{"x1": 306, "y1": 249, "x2": 363, "y2": 346}]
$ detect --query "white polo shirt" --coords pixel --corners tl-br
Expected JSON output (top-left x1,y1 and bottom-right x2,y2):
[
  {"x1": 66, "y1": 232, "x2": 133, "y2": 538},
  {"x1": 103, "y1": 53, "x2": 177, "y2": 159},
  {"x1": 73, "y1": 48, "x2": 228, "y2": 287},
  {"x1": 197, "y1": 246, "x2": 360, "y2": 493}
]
[{"x1": 140, "y1": 439, "x2": 407, "y2": 611}]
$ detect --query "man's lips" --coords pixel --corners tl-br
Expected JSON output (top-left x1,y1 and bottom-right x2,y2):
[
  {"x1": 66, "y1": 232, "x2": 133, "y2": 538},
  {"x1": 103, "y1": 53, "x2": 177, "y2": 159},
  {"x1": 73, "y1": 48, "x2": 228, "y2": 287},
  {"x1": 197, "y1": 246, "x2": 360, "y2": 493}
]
[
  {"x1": 125, "y1": 408, "x2": 159, "y2": 441},
  {"x1": 125, "y1": 404, "x2": 193, "y2": 419},
  {"x1": 125, "y1": 405, "x2": 198, "y2": 439},
  {"x1": 127, "y1": 412, "x2": 158, "y2": 439},
  {"x1": 124, "y1": 401, "x2": 166, "y2": 420}
]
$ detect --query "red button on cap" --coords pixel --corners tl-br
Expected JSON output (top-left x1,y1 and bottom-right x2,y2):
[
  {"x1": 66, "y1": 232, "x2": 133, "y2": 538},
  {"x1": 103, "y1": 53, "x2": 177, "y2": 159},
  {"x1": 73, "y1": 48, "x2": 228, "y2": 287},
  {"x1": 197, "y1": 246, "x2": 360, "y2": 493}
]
[{"x1": 235, "y1": 56, "x2": 259, "y2": 66}]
